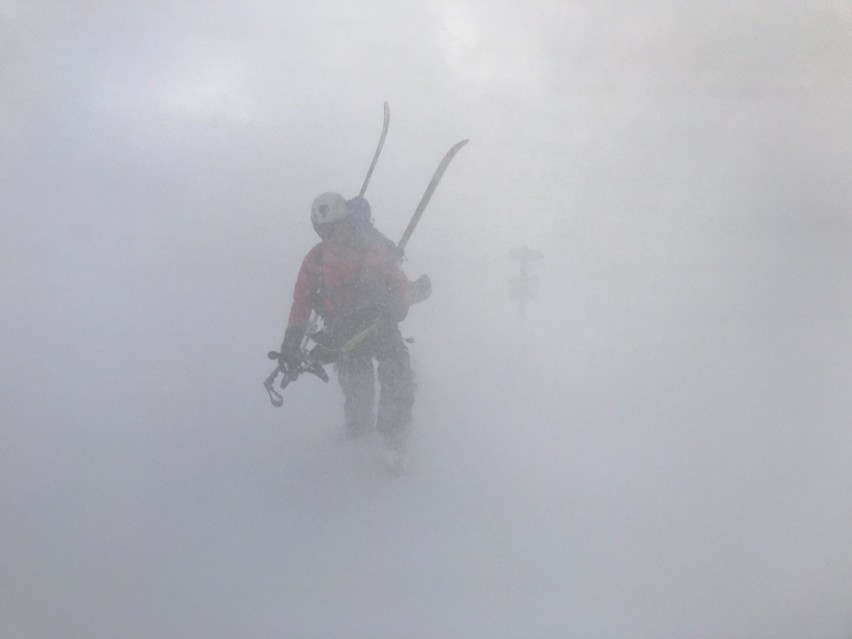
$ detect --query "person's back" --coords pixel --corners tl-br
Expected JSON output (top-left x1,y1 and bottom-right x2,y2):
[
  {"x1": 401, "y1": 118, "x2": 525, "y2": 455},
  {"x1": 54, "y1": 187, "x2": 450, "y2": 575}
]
[{"x1": 288, "y1": 219, "x2": 408, "y2": 334}]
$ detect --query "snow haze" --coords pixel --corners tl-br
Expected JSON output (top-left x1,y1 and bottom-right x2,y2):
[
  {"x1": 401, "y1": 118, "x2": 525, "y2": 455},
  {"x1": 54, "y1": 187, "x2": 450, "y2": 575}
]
[{"x1": 3, "y1": 2, "x2": 852, "y2": 637}]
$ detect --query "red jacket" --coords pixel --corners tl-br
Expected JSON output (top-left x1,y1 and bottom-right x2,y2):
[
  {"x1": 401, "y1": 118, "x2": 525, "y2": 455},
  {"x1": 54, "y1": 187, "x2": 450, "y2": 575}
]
[{"x1": 287, "y1": 236, "x2": 410, "y2": 330}]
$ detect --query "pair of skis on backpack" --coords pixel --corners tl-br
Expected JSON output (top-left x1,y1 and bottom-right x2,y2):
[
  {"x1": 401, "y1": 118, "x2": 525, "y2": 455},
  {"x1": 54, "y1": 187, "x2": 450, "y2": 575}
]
[{"x1": 264, "y1": 103, "x2": 468, "y2": 407}]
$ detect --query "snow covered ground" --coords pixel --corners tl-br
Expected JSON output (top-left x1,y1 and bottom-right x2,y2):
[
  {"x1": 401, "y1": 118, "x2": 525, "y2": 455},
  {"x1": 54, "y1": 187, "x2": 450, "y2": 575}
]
[{"x1": 3, "y1": 2, "x2": 852, "y2": 637}]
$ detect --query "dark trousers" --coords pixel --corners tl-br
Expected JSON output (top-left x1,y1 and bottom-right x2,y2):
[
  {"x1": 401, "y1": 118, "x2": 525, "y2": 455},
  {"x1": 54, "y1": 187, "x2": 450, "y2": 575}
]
[{"x1": 336, "y1": 321, "x2": 415, "y2": 449}]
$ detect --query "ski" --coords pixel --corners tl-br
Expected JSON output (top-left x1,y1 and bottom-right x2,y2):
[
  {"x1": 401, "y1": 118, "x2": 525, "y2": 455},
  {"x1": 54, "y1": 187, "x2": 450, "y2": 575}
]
[
  {"x1": 359, "y1": 101, "x2": 390, "y2": 197},
  {"x1": 397, "y1": 139, "x2": 469, "y2": 255}
]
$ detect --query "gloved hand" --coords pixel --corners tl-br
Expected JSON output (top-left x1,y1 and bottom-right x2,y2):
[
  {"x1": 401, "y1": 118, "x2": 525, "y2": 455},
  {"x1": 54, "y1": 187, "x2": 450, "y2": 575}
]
[
  {"x1": 278, "y1": 326, "x2": 305, "y2": 374},
  {"x1": 408, "y1": 274, "x2": 432, "y2": 305}
]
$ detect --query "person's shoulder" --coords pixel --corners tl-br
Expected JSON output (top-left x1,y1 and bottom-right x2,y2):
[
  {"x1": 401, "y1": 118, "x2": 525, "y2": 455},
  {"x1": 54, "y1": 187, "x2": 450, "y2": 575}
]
[{"x1": 301, "y1": 242, "x2": 326, "y2": 266}]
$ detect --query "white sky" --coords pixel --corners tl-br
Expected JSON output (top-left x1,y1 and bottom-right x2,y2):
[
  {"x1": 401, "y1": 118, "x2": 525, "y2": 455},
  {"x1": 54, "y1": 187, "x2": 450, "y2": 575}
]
[{"x1": 2, "y1": 2, "x2": 852, "y2": 638}]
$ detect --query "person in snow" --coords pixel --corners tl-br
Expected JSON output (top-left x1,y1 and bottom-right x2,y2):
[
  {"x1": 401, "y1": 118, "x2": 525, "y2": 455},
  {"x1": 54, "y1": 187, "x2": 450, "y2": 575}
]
[{"x1": 278, "y1": 192, "x2": 431, "y2": 454}]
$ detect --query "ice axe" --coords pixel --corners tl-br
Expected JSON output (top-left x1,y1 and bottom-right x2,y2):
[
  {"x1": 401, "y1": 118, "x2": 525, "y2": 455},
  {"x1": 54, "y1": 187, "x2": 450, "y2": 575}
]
[{"x1": 263, "y1": 350, "x2": 329, "y2": 408}]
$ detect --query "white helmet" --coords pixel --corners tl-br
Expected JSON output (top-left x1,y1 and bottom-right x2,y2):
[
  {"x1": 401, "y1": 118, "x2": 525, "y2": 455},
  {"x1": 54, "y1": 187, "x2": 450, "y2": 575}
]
[{"x1": 311, "y1": 192, "x2": 348, "y2": 229}]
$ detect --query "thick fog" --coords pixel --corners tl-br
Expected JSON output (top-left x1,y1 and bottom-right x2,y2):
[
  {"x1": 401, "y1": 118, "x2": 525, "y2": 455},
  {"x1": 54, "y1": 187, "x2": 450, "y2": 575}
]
[{"x1": 3, "y1": 2, "x2": 852, "y2": 637}]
